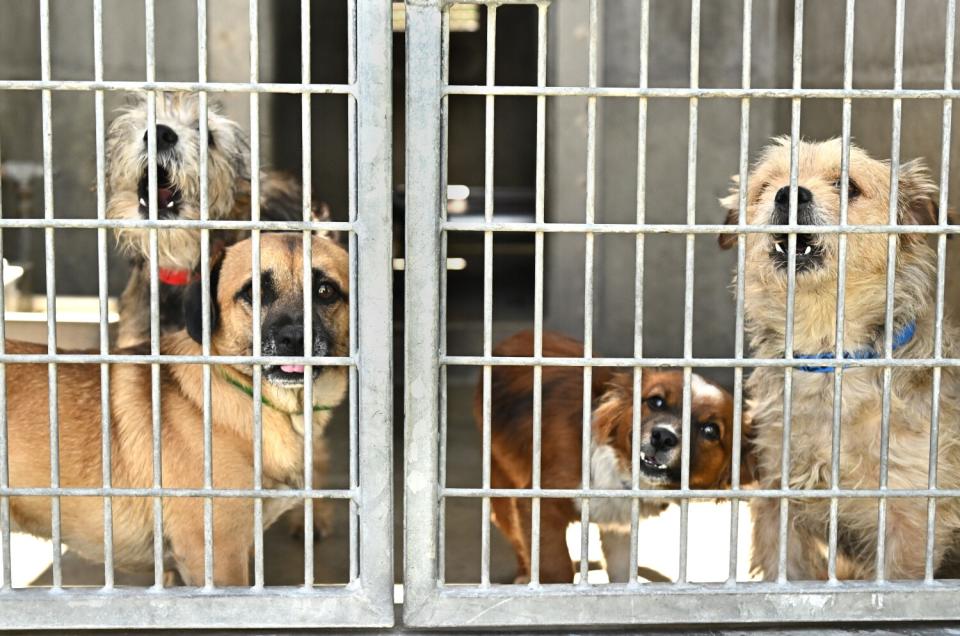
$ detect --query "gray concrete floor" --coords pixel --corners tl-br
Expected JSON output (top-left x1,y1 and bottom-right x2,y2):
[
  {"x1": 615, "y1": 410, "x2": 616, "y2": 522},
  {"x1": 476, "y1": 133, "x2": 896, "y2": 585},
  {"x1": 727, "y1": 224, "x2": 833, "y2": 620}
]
[{"x1": 9, "y1": 382, "x2": 755, "y2": 588}]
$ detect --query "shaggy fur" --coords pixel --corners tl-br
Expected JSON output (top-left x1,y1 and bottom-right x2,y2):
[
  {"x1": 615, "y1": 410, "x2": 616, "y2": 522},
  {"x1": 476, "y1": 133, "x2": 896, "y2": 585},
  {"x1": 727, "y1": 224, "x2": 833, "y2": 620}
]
[
  {"x1": 719, "y1": 138, "x2": 960, "y2": 580},
  {"x1": 105, "y1": 92, "x2": 326, "y2": 348},
  {"x1": 5, "y1": 235, "x2": 348, "y2": 585}
]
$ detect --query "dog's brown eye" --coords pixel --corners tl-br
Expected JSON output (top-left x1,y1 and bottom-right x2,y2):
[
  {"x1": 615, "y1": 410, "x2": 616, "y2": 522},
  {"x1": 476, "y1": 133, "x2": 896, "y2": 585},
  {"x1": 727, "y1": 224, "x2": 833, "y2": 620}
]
[
  {"x1": 833, "y1": 178, "x2": 861, "y2": 200},
  {"x1": 645, "y1": 396, "x2": 666, "y2": 410},
  {"x1": 699, "y1": 422, "x2": 720, "y2": 441},
  {"x1": 317, "y1": 282, "x2": 338, "y2": 303}
]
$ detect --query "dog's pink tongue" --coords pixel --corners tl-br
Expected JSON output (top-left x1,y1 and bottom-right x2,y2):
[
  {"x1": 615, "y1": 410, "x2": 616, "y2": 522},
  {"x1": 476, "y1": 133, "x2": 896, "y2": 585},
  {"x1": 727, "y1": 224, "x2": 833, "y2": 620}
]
[{"x1": 281, "y1": 364, "x2": 305, "y2": 374}]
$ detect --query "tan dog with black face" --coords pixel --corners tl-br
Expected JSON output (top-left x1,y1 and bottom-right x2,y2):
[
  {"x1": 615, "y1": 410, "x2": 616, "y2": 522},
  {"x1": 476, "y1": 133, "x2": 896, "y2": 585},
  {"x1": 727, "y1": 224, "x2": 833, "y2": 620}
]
[
  {"x1": 719, "y1": 138, "x2": 960, "y2": 581},
  {"x1": 5, "y1": 234, "x2": 348, "y2": 585}
]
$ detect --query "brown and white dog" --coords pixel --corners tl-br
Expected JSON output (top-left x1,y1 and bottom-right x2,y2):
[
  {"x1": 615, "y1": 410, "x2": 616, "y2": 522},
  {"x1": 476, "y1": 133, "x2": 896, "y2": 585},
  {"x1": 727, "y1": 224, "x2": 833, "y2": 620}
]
[
  {"x1": 5, "y1": 234, "x2": 348, "y2": 585},
  {"x1": 719, "y1": 138, "x2": 960, "y2": 580},
  {"x1": 477, "y1": 330, "x2": 741, "y2": 583}
]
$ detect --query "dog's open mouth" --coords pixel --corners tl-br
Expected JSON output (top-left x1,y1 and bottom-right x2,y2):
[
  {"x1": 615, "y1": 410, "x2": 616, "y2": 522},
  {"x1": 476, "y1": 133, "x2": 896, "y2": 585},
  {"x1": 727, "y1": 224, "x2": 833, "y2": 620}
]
[
  {"x1": 264, "y1": 364, "x2": 321, "y2": 387},
  {"x1": 638, "y1": 450, "x2": 678, "y2": 483},
  {"x1": 770, "y1": 233, "x2": 824, "y2": 272},
  {"x1": 137, "y1": 165, "x2": 182, "y2": 218}
]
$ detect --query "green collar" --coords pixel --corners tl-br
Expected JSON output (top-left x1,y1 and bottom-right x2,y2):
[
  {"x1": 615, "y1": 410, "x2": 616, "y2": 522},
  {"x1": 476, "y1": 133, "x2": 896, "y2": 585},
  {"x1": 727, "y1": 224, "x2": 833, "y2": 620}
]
[{"x1": 218, "y1": 368, "x2": 332, "y2": 415}]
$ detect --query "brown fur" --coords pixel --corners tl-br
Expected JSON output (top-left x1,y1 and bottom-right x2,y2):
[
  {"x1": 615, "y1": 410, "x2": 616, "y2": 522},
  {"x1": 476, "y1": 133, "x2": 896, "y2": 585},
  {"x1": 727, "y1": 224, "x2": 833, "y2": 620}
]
[
  {"x1": 476, "y1": 330, "x2": 742, "y2": 583},
  {"x1": 6, "y1": 234, "x2": 348, "y2": 586},
  {"x1": 719, "y1": 138, "x2": 960, "y2": 580}
]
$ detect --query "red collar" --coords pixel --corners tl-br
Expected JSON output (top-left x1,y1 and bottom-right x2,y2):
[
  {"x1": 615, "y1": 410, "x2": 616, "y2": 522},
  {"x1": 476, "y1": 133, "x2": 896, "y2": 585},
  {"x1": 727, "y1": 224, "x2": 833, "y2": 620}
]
[{"x1": 158, "y1": 268, "x2": 196, "y2": 286}]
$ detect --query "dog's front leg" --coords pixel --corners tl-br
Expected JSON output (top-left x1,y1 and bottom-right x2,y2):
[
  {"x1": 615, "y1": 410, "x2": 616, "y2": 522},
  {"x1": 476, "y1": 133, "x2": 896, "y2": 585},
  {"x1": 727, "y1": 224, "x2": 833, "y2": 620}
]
[{"x1": 600, "y1": 528, "x2": 632, "y2": 583}]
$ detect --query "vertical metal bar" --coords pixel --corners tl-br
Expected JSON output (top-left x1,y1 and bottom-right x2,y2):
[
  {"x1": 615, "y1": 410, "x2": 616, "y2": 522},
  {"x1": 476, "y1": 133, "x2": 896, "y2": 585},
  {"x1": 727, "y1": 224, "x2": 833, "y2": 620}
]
[
  {"x1": 875, "y1": 0, "x2": 905, "y2": 582},
  {"x1": 196, "y1": 0, "x2": 215, "y2": 590},
  {"x1": 925, "y1": 0, "x2": 955, "y2": 582},
  {"x1": 480, "y1": 1, "x2": 497, "y2": 589},
  {"x1": 404, "y1": 0, "x2": 444, "y2": 615},
  {"x1": 778, "y1": 0, "x2": 804, "y2": 584},
  {"x1": 143, "y1": 0, "x2": 164, "y2": 590},
  {"x1": 579, "y1": 0, "x2": 598, "y2": 586},
  {"x1": 828, "y1": 0, "x2": 856, "y2": 583},
  {"x1": 39, "y1": 0, "x2": 63, "y2": 589},
  {"x1": 356, "y1": 0, "x2": 394, "y2": 618},
  {"x1": 628, "y1": 0, "x2": 650, "y2": 588},
  {"x1": 0, "y1": 123, "x2": 9, "y2": 593},
  {"x1": 678, "y1": 0, "x2": 700, "y2": 585},
  {"x1": 727, "y1": 0, "x2": 751, "y2": 584},
  {"x1": 248, "y1": 0, "x2": 265, "y2": 591},
  {"x1": 437, "y1": 4, "x2": 450, "y2": 587},
  {"x1": 300, "y1": 0, "x2": 315, "y2": 588},
  {"x1": 529, "y1": 0, "x2": 547, "y2": 588},
  {"x1": 93, "y1": 0, "x2": 114, "y2": 590},
  {"x1": 346, "y1": 0, "x2": 360, "y2": 587}
]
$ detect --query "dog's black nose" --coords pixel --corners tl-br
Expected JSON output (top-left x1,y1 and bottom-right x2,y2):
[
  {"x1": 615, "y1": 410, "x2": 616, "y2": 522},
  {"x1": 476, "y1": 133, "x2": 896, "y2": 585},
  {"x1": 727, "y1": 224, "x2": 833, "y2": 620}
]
[
  {"x1": 650, "y1": 425, "x2": 678, "y2": 451},
  {"x1": 143, "y1": 125, "x2": 179, "y2": 152},
  {"x1": 275, "y1": 324, "x2": 305, "y2": 354},
  {"x1": 774, "y1": 185, "x2": 812, "y2": 207}
]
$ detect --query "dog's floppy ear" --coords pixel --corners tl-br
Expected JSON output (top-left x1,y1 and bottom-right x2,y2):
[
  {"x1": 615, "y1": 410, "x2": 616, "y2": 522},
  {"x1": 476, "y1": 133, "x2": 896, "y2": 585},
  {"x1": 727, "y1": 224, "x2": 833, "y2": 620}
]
[
  {"x1": 184, "y1": 250, "x2": 225, "y2": 344},
  {"x1": 718, "y1": 174, "x2": 742, "y2": 250},
  {"x1": 897, "y1": 158, "x2": 941, "y2": 227}
]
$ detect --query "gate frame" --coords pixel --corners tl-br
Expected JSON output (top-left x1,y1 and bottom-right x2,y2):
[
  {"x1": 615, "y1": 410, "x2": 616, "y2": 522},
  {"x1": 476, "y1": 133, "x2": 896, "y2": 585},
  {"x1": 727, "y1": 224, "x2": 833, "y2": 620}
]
[
  {"x1": 0, "y1": 0, "x2": 394, "y2": 629},
  {"x1": 401, "y1": 0, "x2": 960, "y2": 628}
]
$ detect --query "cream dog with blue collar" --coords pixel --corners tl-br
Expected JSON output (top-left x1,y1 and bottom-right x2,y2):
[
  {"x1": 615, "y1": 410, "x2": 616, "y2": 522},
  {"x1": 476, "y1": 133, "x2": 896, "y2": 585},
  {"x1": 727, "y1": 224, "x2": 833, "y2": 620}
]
[{"x1": 719, "y1": 138, "x2": 960, "y2": 581}]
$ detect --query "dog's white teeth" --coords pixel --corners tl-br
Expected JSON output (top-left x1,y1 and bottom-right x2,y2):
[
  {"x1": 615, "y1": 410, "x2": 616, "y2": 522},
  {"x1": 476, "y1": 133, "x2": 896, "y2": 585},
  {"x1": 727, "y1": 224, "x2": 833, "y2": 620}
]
[
  {"x1": 774, "y1": 242, "x2": 785, "y2": 254},
  {"x1": 640, "y1": 451, "x2": 648, "y2": 461},
  {"x1": 139, "y1": 198, "x2": 147, "y2": 206},
  {"x1": 166, "y1": 200, "x2": 175, "y2": 208},
  {"x1": 803, "y1": 245, "x2": 812, "y2": 255}
]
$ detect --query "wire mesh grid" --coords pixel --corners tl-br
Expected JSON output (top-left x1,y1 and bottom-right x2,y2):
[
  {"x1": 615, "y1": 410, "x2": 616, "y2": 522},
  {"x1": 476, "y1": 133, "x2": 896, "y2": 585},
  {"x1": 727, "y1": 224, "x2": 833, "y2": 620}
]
[
  {"x1": 0, "y1": 0, "x2": 393, "y2": 630},
  {"x1": 403, "y1": 0, "x2": 960, "y2": 628}
]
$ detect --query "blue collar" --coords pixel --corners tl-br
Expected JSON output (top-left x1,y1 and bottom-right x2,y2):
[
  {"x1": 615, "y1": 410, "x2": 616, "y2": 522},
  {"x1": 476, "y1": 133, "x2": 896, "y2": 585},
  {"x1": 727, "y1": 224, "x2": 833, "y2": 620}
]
[{"x1": 795, "y1": 321, "x2": 917, "y2": 373}]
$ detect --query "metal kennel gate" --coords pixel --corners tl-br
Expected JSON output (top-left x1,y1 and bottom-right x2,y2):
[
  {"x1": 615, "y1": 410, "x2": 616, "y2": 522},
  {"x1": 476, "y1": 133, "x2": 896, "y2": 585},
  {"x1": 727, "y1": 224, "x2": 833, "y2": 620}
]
[
  {"x1": 0, "y1": 0, "x2": 393, "y2": 630},
  {"x1": 403, "y1": 0, "x2": 960, "y2": 629}
]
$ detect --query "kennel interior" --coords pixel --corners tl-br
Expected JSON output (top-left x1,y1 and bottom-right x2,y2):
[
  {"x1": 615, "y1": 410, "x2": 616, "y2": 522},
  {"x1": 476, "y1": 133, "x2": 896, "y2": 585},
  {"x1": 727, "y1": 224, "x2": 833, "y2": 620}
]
[{"x1": 1, "y1": 0, "x2": 960, "y2": 630}]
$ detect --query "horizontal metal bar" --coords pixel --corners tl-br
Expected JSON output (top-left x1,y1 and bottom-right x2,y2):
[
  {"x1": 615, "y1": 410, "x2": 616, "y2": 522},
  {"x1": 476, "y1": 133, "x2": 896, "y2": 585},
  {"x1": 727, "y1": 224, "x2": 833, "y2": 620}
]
[
  {"x1": 445, "y1": 85, "x2": 960, "y2": 99},
  {"x1": 0, "y1": 80, "x2": 353, "y2": 95},
  {"x1": 443, "y1": 355, "x2": 959, "y2": 369},
  {"x1": 0, "y1": 487, "x2": 355, "y2": 499},
  {"x1": 0, "y1": 587, "x2": 391, "y2": 630},
  {"x1": 444, "y1": 221, "x2": 960, "y2": 235},
  {"x1": 407, "y1": 581, "x2": 960, "y2": 628},
  {"x1": 0, "y1": 354, "x2": 352, "y2": 365},
  {"x1": 0, "y1": 219, "x2": 351, "y2": 231},
  {"x1": 443, "y1": 487, "x2": 960, "y2": 500}
]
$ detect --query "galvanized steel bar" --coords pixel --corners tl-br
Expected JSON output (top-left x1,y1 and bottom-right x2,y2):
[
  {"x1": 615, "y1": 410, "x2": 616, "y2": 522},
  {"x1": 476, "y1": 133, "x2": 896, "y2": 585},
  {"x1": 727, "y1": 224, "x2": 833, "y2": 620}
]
[
  {"x1": 93, "y1": 0, "x2": 115, "y2": 589},
  {"x1": 727, "y1": 0, "x2": 751, "y2": 583},
  {"x1": 248, "y1": 0, "x2": 265, "y2": 591},
  {"x1": 403, "y1": 0, "x2": 445, "y2": 620},
  {"x1": 926, "y1": 0, "x2": 956, "y2": 582},
  {"x1": 826, "y1": 0, "x2": 856, "y2": 583},
  {"x1": 38, "y1": 0, "x2": 63, "y2": 589},
  {"x1": 628, "y1": 0, "x2": 650, "y2": 588},
  {"x1": 354, "y1": 0, "x2": 394, "y2": 617},
  {"x1": 300, "y1": 0, "x2": 315, "y2": 589},
  {"x1": 777, "y1": 0, "x2": 804, "y2": 584},
  {"x1": 437, "y1": 4, "x2": 450, "y2": 587},
  {"x1": 875, "y1": 0, "x2": 906, "y2": 582},
  {"x1": 528, "y1": 0, "x2": 547, "y2": 588},
  {"x1": 480, "y1": 1, "x2": 497, "y2": 588},
  {"x1": 0, "y1": 122, "x2": 8, "y2": 592},
  {"x1": 677, "y1": 0, "x2": 700, "y2": 585},
  {"x1": 576, "y1": 0, "x2": 600, "y2": 587}
]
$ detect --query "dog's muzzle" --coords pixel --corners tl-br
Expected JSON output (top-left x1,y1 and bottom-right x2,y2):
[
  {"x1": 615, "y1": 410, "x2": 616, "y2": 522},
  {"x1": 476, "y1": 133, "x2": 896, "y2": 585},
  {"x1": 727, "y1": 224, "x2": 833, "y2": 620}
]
[
  {"x1": 137, "y1": 125, "x2": 182, "y2": 219},
  {"x1": 639, "y1": 419, "x2": 682, "y2": 483},
  {"x1": 768, "y1": 185, "x2": 825, "y2": 273},
  {"x1": 262, "y1": 319, "x2": 332, "y2": 387}
]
